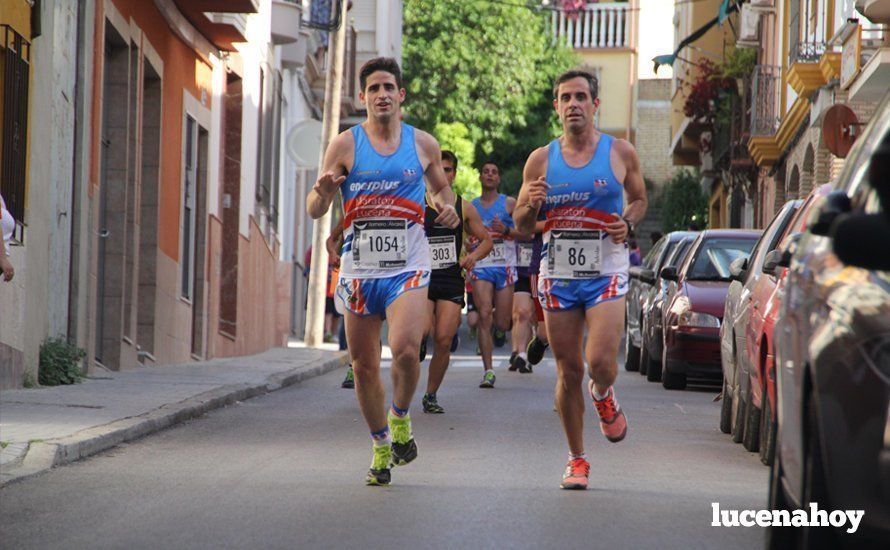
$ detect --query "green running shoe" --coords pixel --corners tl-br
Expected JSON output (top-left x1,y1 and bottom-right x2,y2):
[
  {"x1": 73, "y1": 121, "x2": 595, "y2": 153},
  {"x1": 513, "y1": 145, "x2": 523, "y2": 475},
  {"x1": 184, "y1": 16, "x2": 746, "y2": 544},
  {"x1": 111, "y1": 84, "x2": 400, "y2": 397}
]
[
  {"x1": 341, "y1": 365, "x2": 355, "y2": 389},
  {"x1": 365, "y1": 444, "x2": 392, "y2": 486},
  {"x1": 479, "y1": 370, "x2": 496, "y2": 388},
  {"x1": 422, "y1": 393, "x2": 445, "y2": 414},
  {"x1": 388, "y1": 411, "x2": 418, "y2": 466}
]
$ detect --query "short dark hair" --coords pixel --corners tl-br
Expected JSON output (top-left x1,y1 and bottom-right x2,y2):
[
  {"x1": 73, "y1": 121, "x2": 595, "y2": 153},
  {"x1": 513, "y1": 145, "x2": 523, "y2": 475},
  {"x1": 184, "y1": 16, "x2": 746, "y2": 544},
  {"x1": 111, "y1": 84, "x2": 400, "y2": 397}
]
[
  {"x1": 553, "y1": 69, "x2": 599, "y2": 101},
  {"x1": 441, "y1": 150, "x2": 458, "y2": 169},
  {"x1": 480, "y1": 160, "x2": 499, "y2": 173},
  {"x1": 359, "y1": 57, "x2": 403, "y2": 92}
]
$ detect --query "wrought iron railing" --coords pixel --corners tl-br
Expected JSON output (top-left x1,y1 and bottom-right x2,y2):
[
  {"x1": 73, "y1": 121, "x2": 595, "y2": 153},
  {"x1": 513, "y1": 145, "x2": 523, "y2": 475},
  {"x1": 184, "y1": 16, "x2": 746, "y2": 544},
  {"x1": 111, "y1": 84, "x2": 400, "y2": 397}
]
[
  {"x1": 789, "y1": 0, "x2": 828, "y2": 63},
  {"x1": 750, "y1": 65, "x2": 781, "y2": 136},
  {"x1": 551, "y1": 2, "x2": 630, "y2": 49},
  {"x1": 1, "y1": 25, "x2": 30, "y2": 228}
]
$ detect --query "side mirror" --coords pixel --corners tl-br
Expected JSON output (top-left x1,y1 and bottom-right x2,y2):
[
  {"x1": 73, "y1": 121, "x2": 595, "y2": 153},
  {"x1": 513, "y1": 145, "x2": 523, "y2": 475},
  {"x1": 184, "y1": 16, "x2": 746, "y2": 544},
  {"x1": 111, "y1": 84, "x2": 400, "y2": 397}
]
[
  {"x1": 729, "y1": 256, "x2": 748, "y2": 281},
  {"x1": 831, "y1": 213, "x2": 890, "y2": 271},
  {"x1": 660, "y1": 266, "x2": 679, "y2": 282},
  {"x1": 639, "y1": 267, "x2": 656, "y2": 285},
  {"x1": 809, "y1": 190, "x2": 852, "y2": 236},
  {"x1": 762, "y1": 249, "x2": 784, "y2": 276}
]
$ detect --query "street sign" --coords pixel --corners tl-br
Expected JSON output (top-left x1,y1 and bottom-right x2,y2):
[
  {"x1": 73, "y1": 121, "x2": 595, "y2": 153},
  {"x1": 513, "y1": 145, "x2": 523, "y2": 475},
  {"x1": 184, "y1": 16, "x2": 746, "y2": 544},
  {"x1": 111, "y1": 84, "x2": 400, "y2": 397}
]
[{"x1": 822, "y1": 104, "x2": 860, "y2": 159}]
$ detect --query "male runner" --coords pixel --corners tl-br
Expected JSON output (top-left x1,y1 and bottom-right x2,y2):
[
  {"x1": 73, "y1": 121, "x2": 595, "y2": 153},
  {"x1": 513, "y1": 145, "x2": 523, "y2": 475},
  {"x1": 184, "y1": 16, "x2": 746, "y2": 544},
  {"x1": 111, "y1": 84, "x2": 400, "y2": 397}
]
[
  {"x1": 470, "y1": 161, "x2": 521, "y2": 389},
  {"x1": 422, "y1": 150, "x2": 492, "y2": 413},
  {"x1": 515, "y1": 70, "x2": 647, "y2": 490},
  {"x1": 508, "y1": 233, "x2": 541, "y2": 374},
  {"x1": 307, "y1": 57, "x2": 460, "y2": 486}
]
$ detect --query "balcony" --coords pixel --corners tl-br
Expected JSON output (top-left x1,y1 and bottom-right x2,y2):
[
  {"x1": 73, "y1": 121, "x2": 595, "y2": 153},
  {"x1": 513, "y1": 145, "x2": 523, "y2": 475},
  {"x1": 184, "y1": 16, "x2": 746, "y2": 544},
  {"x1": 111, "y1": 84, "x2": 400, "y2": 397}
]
[
  {"x1": 788, "y1": 0, "x2": 828, "y2": 64},
  {"x1": 551, "y1": 2, "x2": 630, "y2": 50},
  {"x1": 172, "y1": 0, "x2": 258, "y2": 51},
  {"x1": 856, "y1": 0, "x2": 890, "y2": 25},
  {"x1": 281, "y1": 30, "x2": 311, "y2": 69},
  {"x1": 271, "y1": 0, "x2": 303, "y2": 45},
  {"x1": 304, "y1": 26, "x2": 359, "y2": 118},
  {"x1": 749, "y1": 65, "x2": 781, "y2": 136}
]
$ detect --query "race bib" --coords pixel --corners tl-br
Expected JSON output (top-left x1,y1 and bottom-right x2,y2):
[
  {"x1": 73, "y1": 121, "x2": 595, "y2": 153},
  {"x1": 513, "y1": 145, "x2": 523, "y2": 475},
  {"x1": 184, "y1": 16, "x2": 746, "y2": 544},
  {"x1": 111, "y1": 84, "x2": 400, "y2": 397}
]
[
  {"x1": 517, "y1": 242, "x2": 534, "y2": 268},
  {"x1": 352, "y1": 219, "x2": 407, "y2": 269},
  {"x1": 488, "y1": 239, "x2": 508, "y2": 264},
  {"x1": 548, "y1": 230, "x2": 602, "y2": 278},
  {"x1": 429, "y1": 235, "x2": 457, "y2": 270}
]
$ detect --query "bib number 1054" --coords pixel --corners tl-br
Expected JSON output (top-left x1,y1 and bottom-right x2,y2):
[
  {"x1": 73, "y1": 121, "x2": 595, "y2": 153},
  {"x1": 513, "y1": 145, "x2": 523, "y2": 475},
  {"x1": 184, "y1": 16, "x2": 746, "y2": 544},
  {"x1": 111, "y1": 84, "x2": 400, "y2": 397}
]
[{"x1": 353, "y1": 219, "x2": 407, "y2": 269}]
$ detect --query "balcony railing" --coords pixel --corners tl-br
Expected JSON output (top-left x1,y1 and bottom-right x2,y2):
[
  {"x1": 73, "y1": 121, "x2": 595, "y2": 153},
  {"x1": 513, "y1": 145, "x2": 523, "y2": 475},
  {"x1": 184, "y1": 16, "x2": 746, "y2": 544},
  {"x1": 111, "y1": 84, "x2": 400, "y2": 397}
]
[
  {"x1": 789, "y1": 0, "x2": 828, "y2": 63},
  {"x1": 551, "y1": 2, "x2": 630, "y2": 49},
  {"x1": 750, "y1": 65, "x2": 781, "y2": 136}
]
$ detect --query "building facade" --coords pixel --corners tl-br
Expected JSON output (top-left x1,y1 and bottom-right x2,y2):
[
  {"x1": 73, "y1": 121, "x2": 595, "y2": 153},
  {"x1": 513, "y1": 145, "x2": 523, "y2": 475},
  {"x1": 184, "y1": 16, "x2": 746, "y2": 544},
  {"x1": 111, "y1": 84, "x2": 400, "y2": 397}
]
[{"x1": 0, "y1": 0, "x2": 402, "y2": 389}]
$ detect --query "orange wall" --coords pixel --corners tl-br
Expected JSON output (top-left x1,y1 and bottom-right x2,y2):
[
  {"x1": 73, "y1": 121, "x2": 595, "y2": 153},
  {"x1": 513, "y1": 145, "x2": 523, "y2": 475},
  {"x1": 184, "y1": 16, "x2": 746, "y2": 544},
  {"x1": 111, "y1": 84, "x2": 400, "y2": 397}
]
[{"x1": 90, "y1": 0, "x2": 213, "y2": 261}]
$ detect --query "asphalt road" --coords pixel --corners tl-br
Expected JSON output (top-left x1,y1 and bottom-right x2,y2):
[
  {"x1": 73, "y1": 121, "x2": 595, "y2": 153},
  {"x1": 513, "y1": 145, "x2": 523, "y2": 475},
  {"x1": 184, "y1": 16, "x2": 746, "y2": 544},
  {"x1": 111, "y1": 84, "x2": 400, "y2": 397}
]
[{"x1": 1, "y1": 327, "x2": 768, "y2": 549}]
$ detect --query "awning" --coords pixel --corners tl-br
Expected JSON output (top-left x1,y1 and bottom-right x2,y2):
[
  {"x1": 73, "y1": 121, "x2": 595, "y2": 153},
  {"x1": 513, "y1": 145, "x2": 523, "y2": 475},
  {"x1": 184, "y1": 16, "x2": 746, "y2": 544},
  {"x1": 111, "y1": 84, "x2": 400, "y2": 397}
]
[{"x1": 653, "y1": 0, "x2": 741, "y2": 74}]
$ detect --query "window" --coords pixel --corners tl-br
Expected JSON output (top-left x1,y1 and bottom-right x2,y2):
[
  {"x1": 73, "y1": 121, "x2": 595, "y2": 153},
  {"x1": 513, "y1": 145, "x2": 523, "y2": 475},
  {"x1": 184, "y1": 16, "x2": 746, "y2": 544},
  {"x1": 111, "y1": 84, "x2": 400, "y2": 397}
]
[
  {"x1": 0, "y1": 25, "x2": 30, "y2": 241},
  {"x1": 181, "y1": 115, "x2": 198, "y2": 299}
]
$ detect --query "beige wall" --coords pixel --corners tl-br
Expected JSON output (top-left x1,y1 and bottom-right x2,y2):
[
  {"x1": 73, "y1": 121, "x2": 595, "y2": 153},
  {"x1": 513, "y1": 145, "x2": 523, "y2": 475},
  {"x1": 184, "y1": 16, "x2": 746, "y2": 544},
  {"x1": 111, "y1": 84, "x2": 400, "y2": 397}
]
[
  {"x1": 636, "y1": 79, "x2": 673, "y2": 186},
  {"x1": 578, "y1": 50, "x2": 635, "y2": 138}
]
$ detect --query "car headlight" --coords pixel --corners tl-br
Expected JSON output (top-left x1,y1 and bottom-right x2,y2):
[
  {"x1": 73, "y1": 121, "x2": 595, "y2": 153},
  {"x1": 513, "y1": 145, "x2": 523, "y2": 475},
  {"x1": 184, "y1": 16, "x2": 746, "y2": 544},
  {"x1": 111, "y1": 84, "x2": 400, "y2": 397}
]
[{"x1": 678, "y1": 311, "x2": 721, "y2": 328}]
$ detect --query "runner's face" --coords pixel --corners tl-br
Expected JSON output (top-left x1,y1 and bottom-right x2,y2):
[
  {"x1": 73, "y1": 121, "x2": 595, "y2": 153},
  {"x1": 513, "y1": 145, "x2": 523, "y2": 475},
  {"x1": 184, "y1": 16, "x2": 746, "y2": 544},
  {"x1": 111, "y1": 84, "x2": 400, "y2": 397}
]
[
  {"x1": 360, "y1": 71, "x2": 405, "y2": 122},
  {"x1": 480, "y1": 164, "x2": 500, "y2": 191},
  {"x1": 554, "y1": 77, "x2": 599, "y2": 133},
  {"x1": 442, "y1": 159, "x2": 457, "y2": 185}
]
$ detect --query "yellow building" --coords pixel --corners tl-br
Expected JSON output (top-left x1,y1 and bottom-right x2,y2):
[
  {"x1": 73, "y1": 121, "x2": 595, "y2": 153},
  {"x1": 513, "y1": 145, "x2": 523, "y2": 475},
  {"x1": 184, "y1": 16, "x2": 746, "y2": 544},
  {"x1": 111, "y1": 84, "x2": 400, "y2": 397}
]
[{"x1": 552, "y1": 0, "x2": 639, "y2": 141}]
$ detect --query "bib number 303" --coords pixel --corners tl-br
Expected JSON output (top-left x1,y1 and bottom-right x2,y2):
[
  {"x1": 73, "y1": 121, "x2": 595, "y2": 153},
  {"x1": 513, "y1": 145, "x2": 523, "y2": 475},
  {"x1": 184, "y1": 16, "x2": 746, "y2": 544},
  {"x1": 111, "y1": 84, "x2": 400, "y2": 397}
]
[
  {"x1": 549, "y1": 230, "x2": 602, "y2": 279},
  {"x1": 429, "y1": 235, "x2": 457, "y2": 270},
  {"x1": 353, "y1": 219, "x2": 407, "y2": 269}
]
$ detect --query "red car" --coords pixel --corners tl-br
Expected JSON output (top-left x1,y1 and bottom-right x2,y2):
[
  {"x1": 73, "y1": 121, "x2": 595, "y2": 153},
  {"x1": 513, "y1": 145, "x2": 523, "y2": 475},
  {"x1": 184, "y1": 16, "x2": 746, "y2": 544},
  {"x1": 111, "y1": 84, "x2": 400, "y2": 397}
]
[
  {"x1": 745, "y1": 184, "x2": 832, "y2": 465},
  {"x1": 659, "y1": 230, "x2": 760, "y2": 390}
]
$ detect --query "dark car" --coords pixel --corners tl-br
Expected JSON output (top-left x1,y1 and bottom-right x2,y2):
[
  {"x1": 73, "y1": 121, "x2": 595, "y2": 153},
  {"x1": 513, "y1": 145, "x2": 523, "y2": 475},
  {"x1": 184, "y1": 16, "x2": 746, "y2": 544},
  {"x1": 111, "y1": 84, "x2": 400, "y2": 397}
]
[
  {"x1": 625, "y1": 231, "x2": 697, "y2": 372},
  {"x1": 768, "y1": 95, "x2": 890, "y2": 547},
  {"x1": 639, "y1": 234, "x2": 696, "y2": 382},
  {"x1": 718, "y1": 200, "x2": 801, "y2": 445},
  {"x1": 659, "y1": 230, "x2": 760, "y2": 390}
]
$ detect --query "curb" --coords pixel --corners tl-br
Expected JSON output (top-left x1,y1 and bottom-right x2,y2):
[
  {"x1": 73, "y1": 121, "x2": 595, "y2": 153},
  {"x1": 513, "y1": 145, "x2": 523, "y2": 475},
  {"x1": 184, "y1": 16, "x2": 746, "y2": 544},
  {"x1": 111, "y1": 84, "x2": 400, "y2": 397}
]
[{"x1": 0, "y1": 352, "x2": 348, "y2": 488}]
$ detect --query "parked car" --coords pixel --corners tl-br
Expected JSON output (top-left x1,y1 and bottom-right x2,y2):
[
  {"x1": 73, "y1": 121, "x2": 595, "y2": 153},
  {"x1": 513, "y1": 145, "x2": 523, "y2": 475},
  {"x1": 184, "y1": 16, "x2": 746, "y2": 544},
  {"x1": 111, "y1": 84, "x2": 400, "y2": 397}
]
[
  {"x1": 768, "y1": 96, "x2": 890, "y2": 547},
  {"x1": 718, "y1": 200, "x2": 801, "y2": 444},
  {"x1": 625, "y1": 231, "x2": 697, "y2": 372},
  {"x1": 746, "y1": 185, "x2": 831, "y2": 466},
  {"x1": 639, "y1": 234, "x2": 696, "y2": 382},
  {"x1": 659, "y1": 230, "x2": 760, "y2": 390}
]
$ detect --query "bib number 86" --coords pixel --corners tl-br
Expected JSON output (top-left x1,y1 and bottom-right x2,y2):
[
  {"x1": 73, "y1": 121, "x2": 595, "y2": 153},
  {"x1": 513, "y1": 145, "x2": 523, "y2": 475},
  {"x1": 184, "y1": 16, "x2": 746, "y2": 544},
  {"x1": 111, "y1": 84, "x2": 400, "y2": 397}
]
[{"x1": 567, "y1": 247, "x2": 586, "y2": 266}]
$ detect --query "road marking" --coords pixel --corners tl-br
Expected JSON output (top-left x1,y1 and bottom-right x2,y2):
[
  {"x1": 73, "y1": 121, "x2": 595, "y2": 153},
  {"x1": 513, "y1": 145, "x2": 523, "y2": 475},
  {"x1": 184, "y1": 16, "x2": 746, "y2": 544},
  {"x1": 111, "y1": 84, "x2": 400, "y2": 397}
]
[{"x1": 675, "y1": 403, "x2": 687, "y2": 414}]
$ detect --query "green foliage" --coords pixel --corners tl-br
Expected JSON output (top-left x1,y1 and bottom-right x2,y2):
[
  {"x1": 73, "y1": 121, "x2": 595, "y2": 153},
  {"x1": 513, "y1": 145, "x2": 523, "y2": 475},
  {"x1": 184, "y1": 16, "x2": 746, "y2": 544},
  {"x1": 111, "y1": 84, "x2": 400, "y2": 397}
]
[
  {"x1": 720, "y1": 47, "x2": 757, "y2": 80},
  {"x1": 38, "y1": 337, "x2": 86, "y2": 386},
  {"x1": 662, "y1": 169, "x2": 709, "y2": 232},
  {"x1": 434, "y1": 122, "x2": 481, "y2": 200},
  {"x1": 403, "y1": 0, "x2": 576, "y2": 193}
]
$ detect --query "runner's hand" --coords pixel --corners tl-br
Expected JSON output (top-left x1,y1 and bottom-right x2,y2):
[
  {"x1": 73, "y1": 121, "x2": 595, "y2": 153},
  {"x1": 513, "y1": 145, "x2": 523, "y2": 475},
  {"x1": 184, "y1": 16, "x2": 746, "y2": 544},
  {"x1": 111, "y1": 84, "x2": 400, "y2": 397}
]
[
  {"x1": 435, "y1": 204, "x2": 460, "y2": 229},
  {"x1": 460, "y1": 252, "x2": 478, "y2": 272},
  {"x1": 490, "y1": 217, "x2": 508, "y2": 238},
  {"x1": 527, "y1": 177, "x2": 550, "y2": 209},
  {"x1": 603, "y1": 213, "x2": 628, "y2": 244},
  {"x1": 313, "y1": 171, "x2": 346, "y2": 197},
  {"x1": 325, "y1": 234, "x2": 341, "y2": 267},
  {"x1": 0, "y1": 256, "x2": 14, "y2": 282}
]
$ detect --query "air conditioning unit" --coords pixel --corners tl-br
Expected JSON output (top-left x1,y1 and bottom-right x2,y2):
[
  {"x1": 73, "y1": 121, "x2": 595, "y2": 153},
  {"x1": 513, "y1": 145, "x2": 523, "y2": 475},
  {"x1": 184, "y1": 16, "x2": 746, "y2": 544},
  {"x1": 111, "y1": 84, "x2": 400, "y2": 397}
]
[{"x1": 737, "y1": 5, "x2": 762, "y2": 47}]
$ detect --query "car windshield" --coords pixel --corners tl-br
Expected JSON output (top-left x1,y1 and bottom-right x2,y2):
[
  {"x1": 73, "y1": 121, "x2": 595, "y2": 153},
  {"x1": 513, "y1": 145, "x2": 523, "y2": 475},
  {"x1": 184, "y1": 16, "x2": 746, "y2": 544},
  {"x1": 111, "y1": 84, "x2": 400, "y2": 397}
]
[{"x1": 686, "y1": 238, "x2": 756, "y2": 281}]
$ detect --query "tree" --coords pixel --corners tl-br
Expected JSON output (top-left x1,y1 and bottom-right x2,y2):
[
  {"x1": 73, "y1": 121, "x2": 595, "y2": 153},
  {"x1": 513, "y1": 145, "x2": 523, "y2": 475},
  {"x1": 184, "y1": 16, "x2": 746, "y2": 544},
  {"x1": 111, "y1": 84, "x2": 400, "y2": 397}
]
[
  {"x1": 434, "y1": 122, "x2": 480, "y2": 199},
  {"x1": 662, "y1": 169, "x2": 709, "y2": 232},
  {"x1": 403, "y1": 0, "x2": 576, "y2": 187}
]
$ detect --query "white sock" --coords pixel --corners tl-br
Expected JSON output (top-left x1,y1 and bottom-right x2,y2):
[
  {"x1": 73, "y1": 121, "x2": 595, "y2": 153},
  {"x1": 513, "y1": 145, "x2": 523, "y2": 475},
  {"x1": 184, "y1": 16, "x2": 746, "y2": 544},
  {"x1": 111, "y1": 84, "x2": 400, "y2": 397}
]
[
  {"x1": 518, "y1": 352, "x2": 527, "y2": 361},
  {"x1": 569, "y1": 452, "x2": 588, "y2": 461},
  {"x1": 592, "y1": 385, "x2": 611, "y2": 400}
]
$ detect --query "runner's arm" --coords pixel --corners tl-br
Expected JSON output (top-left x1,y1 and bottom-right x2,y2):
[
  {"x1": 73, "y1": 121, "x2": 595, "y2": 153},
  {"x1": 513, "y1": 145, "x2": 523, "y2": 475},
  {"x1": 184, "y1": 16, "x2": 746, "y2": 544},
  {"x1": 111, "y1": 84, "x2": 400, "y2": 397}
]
[
  {"x1": 307, "y1": 132, "x2": 350, "y2": 219},
  {"x1": 514, "y1": 147, "x2": 549, "y2": 235},
  {"x1": 616, "y1": 140, "x2": 648, "y2": 228},
  {"x1": 462, "y1": 200, "x2": 493, "y2": 262},
  {"x1": 326, "y1": 219, "x2": 345, "y2": 266},
  {"x1": 502, "y1": 197, "x2": 531, "y2": 241},
  {"x1": 417, "y1": 131, "x2": 458, "y2": 227}
]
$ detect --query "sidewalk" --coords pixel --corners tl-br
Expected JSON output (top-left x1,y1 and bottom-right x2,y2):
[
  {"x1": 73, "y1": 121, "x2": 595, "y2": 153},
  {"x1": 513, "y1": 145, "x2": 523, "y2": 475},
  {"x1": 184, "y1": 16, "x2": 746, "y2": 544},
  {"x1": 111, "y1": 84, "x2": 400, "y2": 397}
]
[{"x1": 0, "y1": 346, "x2": 348, "y2": 487}]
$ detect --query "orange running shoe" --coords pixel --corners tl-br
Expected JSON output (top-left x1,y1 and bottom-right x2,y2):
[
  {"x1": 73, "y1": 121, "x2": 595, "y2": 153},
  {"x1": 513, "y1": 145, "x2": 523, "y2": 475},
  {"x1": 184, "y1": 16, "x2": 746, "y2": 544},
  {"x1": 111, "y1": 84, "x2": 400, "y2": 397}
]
[
  {"x1": 590, "y1": 381, "x2": 628, "y2": 443},
  {"x1": 560, "y1": 456, "x2": 590, "y2": 490}
]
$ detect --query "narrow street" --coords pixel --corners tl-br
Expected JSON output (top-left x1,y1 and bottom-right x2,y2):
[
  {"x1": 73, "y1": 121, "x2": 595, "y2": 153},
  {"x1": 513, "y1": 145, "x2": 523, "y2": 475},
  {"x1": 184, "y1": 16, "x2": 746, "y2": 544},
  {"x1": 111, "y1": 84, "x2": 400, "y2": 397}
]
[{"x1": 1, "y1": 327, "x2": 767, "y2": 549}]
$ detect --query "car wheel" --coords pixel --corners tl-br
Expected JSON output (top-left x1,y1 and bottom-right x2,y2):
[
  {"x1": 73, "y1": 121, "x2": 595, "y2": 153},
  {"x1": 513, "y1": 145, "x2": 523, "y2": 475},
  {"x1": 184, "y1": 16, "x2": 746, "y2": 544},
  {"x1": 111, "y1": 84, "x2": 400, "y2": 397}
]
[
  {"x1": 719, "y1": 378, "x2": 732, "y2": 434},
  {"x1": 742, "y1": 387, "x2": 761, "y2": 452},
  {"x1": 731, "y1": 390, "x2": 746, "y2": 444},
  {"x1": 759, "y1": 393, "x2": 776, "y2": 466},
  {"x1": 624, "y1": 333, "x2": 640, "y2": 372},
  {"x1": 638, "y1": 340, "x2": 649, "y2": 376},
  {"x1": 661, "y1": 347, "x2": 685, "y2": 390},
  {"x1": 645, "y1": 343, "x2": 662, "y2": 382},
  {"x1": 800, "y1": 398, "x2": 839, "y2": 549},
  {"x1": 766, "y1": 452, "x2": 797, "y2": 549}
]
